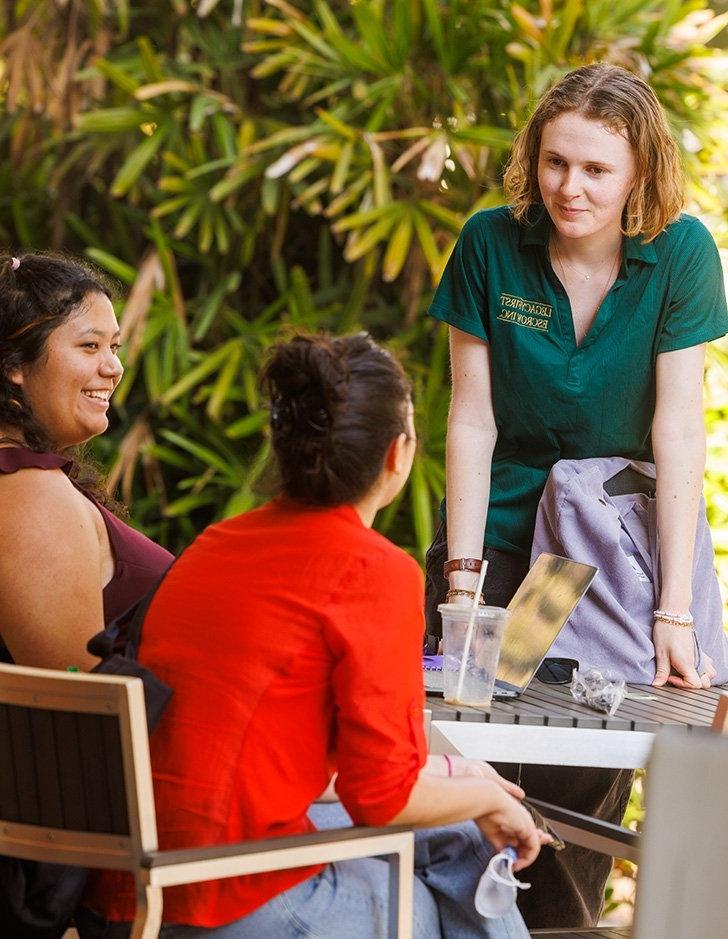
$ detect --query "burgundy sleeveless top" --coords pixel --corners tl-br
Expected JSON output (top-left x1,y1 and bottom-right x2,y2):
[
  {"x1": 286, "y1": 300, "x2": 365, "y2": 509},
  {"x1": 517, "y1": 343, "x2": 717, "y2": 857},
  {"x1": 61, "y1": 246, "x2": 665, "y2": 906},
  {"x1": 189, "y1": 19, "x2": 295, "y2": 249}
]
[{"x1": 0, "y1": 448, "x2": 174, "y2": 660}]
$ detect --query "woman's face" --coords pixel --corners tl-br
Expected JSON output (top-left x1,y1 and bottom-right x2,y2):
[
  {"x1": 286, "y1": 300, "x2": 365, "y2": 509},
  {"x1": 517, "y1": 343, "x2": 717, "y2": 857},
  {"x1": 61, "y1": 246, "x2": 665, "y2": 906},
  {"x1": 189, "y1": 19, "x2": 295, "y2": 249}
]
[
  {"x1": 11, "y1": 292, "x2": 123, "y2": 449},
  {"x1": 537, "y1": 111, "x2": 637, "y2": 245}
]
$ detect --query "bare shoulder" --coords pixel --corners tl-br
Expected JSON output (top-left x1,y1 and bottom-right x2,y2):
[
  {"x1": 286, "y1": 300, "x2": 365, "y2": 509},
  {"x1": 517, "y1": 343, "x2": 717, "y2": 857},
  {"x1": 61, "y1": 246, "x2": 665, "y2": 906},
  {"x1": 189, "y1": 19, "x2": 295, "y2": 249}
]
[
  {"x1": 0, "y1": 467, "x2": 105, "y2": 669},
  {"x1": 0, "y1": 467, "x2": 99, "y2": 541}
]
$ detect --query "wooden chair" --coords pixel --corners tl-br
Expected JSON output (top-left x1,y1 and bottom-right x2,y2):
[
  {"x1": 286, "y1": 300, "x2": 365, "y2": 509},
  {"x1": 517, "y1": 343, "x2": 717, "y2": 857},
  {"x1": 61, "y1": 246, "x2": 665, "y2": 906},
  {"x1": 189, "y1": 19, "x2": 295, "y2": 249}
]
[
  {"x1": 531, "y1": 723, "x2": 728, "y2": 938},
  {"x1": 0, "y1": 663, "x2": 414, "y2": 939}
]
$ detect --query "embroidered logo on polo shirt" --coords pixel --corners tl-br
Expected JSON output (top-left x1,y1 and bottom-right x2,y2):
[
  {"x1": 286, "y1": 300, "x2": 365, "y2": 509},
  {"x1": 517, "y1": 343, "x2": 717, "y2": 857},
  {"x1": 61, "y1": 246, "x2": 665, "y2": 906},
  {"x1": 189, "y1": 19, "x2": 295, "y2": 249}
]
[{"x1": 497, "y1": 293, "x2": 552, "y2": 332}]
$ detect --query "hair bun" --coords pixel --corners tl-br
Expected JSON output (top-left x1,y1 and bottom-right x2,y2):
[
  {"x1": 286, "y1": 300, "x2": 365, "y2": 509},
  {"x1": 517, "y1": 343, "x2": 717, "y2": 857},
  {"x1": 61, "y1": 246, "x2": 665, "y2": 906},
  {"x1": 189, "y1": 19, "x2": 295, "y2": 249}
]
[
  {"x1": 265, "y1": 336, "x2": 348, "y2": 438},
  {"x1": 262, "y1": 332, "x2": 410, "y2": 507}
]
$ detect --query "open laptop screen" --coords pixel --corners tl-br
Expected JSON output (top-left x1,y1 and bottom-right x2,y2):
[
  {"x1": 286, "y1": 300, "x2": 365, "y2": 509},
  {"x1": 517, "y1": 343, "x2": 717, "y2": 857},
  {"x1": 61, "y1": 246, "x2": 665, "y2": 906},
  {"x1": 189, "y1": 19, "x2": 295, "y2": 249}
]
[{"x1": 497, "y1": 553, "x2": 597, "y2": 691}]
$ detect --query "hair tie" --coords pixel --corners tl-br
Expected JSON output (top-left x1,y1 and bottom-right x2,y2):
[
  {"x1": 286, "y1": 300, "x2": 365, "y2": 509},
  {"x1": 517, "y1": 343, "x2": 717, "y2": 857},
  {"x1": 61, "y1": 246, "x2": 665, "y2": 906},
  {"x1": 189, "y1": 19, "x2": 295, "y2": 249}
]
[
  {"x1": 270, "y1": 394, "x2": 331, "y2": 437},
  {"x1": 10, "y1": 257, "x2": 20, "y2": 271}
]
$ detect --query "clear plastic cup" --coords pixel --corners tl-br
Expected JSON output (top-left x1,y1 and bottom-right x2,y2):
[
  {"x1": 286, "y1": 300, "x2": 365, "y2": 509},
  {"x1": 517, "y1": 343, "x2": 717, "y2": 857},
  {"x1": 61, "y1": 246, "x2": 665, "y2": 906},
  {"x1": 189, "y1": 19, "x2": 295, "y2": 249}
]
[{"x1": 438, "y1": 604, "x2": 510, "y2": 707}]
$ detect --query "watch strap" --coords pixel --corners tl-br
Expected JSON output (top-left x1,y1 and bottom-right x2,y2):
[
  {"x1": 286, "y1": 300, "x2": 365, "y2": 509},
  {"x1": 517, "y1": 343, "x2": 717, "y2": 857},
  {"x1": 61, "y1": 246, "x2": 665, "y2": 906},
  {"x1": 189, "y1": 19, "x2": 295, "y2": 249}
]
[{"x1": 443, "y1": 557, "x2": 483, "y2": 580}]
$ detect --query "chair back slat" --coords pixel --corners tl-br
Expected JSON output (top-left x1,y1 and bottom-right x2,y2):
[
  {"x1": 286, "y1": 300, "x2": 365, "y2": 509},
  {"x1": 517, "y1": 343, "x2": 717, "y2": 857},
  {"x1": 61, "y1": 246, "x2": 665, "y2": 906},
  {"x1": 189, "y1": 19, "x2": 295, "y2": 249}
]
[
  {"x1": 78, "y1": 708, "x2": 117, "y2": 833},
  {"x1": 31, "y1": 708, "x2": 65, "y2": 827},
  {"x1": 101, "y1": 710, "x2": 132, "y2": 835},
  {"x1": 54, "y1": 710, "x2": 89, "y2": 829},
  {"x1": 0, "y1": 702, "x2": 21, "y2": 821},
  {"x1": 6, "y1": 704, "x2": 42, "y2": 824},
  {"x1": 0, "y1": 702, "x2": 130, "y2": 836}
]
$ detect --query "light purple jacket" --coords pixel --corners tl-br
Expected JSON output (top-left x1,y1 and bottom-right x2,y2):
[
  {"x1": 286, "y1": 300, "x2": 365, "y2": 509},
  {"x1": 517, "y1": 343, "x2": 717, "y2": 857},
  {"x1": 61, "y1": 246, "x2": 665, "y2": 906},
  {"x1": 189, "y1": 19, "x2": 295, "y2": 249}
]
[{"x1": 531, "y1": 457, "x2": 728, "y2": 684}]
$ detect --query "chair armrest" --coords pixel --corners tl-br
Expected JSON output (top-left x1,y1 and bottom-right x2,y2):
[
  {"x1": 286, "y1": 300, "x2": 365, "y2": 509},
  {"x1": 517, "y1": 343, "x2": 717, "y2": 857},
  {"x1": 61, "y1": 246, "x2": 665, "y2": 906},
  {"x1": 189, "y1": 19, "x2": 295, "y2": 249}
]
[
  {"x1": 528, "y1": 798, "x2": 639, "y2": 864},
  {"x1": 142, "y1": 825, "x2": 413, "y2": 888}
]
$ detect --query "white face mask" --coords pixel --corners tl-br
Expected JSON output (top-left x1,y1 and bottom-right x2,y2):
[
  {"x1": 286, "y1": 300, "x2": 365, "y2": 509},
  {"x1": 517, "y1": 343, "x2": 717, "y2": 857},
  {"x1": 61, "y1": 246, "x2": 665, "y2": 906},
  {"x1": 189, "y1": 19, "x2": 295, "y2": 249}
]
[{"x1": 474, "y1": 846, "x2": 531, "y2": 918}]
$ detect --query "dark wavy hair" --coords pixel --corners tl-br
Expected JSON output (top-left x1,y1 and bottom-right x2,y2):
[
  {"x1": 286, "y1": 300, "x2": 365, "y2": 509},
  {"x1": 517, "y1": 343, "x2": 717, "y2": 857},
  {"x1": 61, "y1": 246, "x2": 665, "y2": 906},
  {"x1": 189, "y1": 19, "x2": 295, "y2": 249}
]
[
  {"x1": 262, "y1": 333, "x2": 411, "y2": 507},
  {"x1": 0, "y1": 252, "x2": 122, "y2": 509}
]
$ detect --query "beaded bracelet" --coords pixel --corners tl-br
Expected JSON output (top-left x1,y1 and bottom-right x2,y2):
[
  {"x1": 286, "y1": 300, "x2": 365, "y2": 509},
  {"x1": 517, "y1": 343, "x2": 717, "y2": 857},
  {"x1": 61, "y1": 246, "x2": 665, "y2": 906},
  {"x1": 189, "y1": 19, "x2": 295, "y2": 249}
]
[{"x1": 653, "y1": 609, "x2": 694, "y2": 629}]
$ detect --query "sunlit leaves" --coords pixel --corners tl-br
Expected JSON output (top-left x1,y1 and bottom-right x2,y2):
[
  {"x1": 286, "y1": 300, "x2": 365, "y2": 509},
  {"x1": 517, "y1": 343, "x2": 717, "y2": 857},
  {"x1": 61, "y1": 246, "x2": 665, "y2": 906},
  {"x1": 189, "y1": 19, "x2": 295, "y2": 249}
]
[{"x1": 1, "y1": 0, "x2": 726, "y2": 565}]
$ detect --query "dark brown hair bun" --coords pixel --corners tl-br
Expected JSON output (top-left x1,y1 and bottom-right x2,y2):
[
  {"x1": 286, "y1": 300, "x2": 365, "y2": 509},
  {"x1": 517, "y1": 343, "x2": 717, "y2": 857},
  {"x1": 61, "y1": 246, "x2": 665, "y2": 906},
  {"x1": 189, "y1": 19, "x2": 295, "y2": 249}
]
[{"x1": 262, "y1": 333, "x2": 410, "y2": 507}]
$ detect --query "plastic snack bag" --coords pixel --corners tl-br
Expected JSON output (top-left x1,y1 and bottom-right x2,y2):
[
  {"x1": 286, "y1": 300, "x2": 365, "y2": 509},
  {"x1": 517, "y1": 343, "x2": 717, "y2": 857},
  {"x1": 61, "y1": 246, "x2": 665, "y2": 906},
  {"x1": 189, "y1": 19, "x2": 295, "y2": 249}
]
[{"x1": 570, "y1": 666, "x2": 626, "y2": 716}]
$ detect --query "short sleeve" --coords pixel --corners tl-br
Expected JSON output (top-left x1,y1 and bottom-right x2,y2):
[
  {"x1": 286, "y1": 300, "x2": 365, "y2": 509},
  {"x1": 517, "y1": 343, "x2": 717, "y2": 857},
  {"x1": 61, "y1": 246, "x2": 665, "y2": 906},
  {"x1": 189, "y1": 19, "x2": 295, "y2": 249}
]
[
  {"x1": 428, "y1": 213, "x2": 490, "y2": 341},
  {"x1": 657, "y1": 217, "x2": 728, "y2": 354},
  {"x1": 325, "y1": 548, "x2": 427, "y2": 826}
]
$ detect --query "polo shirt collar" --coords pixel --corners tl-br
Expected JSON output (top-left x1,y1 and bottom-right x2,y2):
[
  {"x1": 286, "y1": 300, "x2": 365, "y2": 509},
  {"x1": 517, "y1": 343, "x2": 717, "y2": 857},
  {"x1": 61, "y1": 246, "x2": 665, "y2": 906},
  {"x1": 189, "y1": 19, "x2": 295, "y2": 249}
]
[
  {"x1": 518, "y1": 206, "x2": 550, "y2": 249},
  {"x1": 623, "y1": 235, "x2": 657, "y2": 264},
  {"x1": 518, "y1": 205, "x2": 658, "y2": 264}
]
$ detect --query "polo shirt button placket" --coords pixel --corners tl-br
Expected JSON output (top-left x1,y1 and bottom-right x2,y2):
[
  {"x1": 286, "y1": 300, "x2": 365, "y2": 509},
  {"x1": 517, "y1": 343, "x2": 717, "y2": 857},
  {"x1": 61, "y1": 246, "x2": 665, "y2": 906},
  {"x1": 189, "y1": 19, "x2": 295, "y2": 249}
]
[{"x1": 565, "y1": 353, "x2": 582, "y2": 388}]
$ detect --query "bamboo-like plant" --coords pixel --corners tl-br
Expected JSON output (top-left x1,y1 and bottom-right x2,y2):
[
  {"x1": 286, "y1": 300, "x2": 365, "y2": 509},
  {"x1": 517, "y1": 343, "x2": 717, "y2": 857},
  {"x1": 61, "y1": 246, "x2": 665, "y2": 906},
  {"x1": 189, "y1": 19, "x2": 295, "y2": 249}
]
[{"x1": 0, "y1": 0, "x2": 725, "y2": 571}]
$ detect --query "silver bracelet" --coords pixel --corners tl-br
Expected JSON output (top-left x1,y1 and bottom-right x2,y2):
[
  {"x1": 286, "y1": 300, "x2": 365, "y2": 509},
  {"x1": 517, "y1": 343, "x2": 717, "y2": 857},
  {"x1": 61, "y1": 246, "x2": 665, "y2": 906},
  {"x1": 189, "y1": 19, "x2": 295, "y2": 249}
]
[
  {"x1": 653, "y1": 609, "x2": 694, "y2": 628},
  {"x1": 653, "y1": 609, "x2": 693, "y2": 623}
]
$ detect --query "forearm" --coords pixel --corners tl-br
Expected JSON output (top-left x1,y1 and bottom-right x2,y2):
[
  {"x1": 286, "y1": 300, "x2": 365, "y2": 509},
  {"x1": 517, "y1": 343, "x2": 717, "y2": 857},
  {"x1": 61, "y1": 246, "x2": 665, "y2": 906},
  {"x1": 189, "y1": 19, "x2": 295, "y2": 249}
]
[
  {"x1": 343, "y1": 760, "x2": 545, "y2": 866},
  {"x1": 316, "y1": 755, "x2": 513, "y2": 804},
  {"x1": 652, "y1": 426, "x2": 705, "y2": 612},
  {"x1": 652, "y1": 345, "x2": 707, "y2": 615},
  {"x1": 445, "y1": 415, "x2": 496, "y2": 591},
  {"x1": 445, "y1": 327, "x2": 497, "y2": 593},
  {"x1": 314, "y1": 776, "x2": 339, "y2": 802},
  {"x1": 390, "y1": 771, "x2": 508, "y2": 829}
]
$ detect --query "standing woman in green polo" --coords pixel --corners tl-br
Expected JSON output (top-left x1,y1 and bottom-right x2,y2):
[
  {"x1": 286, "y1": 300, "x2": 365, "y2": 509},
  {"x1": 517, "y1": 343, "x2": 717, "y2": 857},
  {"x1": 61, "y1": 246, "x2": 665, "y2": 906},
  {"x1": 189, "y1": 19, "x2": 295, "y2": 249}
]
[{"x1": 424, "y1": 63, "x2": 728, "y2": 928}]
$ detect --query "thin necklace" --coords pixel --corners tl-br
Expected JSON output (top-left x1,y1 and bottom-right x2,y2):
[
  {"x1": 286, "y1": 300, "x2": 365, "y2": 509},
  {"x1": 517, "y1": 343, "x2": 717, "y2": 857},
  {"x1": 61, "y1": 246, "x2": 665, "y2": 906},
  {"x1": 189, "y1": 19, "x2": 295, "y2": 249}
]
[
  {"x1": 571, "y1": 249, "x2": 621, "y2": 335},
  {"x1": 551, "y1": 238, "x2": 615, "y2": 282}
]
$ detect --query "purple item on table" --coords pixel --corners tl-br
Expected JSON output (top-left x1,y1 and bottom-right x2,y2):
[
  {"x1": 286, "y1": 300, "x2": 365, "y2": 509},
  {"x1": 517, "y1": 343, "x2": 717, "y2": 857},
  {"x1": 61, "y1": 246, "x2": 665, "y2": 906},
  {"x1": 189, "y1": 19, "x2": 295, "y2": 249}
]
[{"x1": 423, "y1": 654, "x2": 443, "y2": 670}]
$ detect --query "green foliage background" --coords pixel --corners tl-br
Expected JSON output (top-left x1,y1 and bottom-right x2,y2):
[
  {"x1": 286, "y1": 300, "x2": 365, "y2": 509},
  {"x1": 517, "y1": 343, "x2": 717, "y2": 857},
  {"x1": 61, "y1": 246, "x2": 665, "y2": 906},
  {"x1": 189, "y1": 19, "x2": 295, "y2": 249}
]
[
  {"x1": 1, "y1": 2, "x2": 726, "y2": 924},
  {"x1": 1, "y1": 0, "x2": 725, "y2": 574}
]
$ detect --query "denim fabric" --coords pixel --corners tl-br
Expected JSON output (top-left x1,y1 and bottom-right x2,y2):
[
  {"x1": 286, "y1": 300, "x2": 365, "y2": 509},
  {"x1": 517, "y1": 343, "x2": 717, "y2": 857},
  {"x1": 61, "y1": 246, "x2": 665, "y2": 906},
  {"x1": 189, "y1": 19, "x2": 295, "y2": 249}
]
[
  {"x1": 310, "y1": 803, "x2": 529, "y2": 939},
  {"x1": 76, "y1": 805, "x2": 529, "y2": 939},
  {"x1": 77, "y1": 864, "x2": 435, "y2": 939}
]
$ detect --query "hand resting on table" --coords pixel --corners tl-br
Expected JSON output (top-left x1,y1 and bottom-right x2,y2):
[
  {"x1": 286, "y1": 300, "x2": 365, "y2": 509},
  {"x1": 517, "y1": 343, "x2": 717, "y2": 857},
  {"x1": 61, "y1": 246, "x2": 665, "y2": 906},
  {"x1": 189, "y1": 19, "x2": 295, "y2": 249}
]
[{"x1": 652, "y1": 620, "x2": 717, "y2": 690}]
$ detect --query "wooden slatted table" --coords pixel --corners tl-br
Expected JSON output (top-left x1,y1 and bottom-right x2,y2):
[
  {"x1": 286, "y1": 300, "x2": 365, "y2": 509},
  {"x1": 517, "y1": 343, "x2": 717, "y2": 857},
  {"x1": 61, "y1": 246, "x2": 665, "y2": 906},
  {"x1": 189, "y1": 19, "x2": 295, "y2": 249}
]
[
  {"x1": 531, "y1": 929, "x2": 630, "y2": 938},
  {"x1": 427, "y1": 681, "x2": 725, "y2": 768}
]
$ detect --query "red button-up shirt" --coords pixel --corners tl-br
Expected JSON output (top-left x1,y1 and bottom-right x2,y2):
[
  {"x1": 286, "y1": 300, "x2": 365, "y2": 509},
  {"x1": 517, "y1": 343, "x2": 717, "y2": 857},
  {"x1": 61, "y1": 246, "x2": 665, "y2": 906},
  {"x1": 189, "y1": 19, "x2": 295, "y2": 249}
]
[{"x1": 86, "y1": 500, "x2": 427, "y2": 927}]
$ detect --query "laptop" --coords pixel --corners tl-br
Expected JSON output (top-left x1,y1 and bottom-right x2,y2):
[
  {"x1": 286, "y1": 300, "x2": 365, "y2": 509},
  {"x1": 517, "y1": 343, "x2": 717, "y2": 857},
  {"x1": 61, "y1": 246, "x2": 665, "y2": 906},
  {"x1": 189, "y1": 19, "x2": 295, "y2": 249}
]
[{"x1": 423, "y1": 553, "x2": 597, "y2": 700}]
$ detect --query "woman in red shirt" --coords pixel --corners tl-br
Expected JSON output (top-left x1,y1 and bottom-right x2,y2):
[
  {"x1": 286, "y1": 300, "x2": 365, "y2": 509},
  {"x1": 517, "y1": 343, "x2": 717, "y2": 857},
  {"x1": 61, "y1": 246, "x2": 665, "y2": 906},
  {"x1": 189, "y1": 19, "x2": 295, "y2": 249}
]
[{"x1": 81, "y1": 334, "x2": 549, "y2": 938}]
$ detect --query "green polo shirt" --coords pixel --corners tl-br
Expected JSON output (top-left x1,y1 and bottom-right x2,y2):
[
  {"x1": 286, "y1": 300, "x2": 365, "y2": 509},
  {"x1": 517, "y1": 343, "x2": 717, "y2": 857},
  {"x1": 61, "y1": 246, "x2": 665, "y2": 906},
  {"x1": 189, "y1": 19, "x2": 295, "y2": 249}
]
[{"x1": 429, "y1": 205, "x2": 728, "y2": 556}]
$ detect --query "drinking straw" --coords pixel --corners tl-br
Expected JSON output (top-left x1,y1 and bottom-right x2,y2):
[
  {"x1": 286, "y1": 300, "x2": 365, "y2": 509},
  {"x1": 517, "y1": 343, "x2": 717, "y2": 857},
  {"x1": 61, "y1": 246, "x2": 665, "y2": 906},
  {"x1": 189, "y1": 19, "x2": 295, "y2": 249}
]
[{"x1": 454, "y1": 561, "x2": 488, "y2": 703}]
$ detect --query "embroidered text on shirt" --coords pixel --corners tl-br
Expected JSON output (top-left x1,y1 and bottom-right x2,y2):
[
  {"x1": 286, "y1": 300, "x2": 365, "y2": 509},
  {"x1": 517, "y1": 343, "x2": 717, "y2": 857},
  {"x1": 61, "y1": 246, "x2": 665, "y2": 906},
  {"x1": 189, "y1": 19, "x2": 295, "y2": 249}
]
[{"x1": 498, "y1": 293, "x2": 552, "y2": 332}]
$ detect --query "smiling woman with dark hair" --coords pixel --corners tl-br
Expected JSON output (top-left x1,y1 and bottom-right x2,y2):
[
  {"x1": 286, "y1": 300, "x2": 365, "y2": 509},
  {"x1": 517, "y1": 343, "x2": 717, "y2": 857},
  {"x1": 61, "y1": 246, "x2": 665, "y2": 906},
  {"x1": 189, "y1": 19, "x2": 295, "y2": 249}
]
[{"x1": 0, "y1": 253, "x2": 173, "y2": 671}]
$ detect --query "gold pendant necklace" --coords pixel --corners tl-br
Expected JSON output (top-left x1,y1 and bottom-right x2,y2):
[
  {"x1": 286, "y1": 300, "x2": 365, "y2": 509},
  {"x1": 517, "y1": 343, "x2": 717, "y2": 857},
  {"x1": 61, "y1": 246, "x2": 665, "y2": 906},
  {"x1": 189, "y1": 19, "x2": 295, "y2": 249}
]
[
  {"x1": 551, "y1": 239, "x2": 615, "y2": 282},
  {"x1": 572, "y1": 249, "x2": 621, "y2": 333}
]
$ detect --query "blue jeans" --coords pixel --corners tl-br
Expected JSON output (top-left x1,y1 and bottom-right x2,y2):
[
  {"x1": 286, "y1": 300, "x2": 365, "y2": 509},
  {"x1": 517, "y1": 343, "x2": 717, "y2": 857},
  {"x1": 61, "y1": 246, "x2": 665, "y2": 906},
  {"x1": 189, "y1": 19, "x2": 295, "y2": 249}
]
[{"x1": 76, "y1": 805, "x2": 529, "y2": 939}]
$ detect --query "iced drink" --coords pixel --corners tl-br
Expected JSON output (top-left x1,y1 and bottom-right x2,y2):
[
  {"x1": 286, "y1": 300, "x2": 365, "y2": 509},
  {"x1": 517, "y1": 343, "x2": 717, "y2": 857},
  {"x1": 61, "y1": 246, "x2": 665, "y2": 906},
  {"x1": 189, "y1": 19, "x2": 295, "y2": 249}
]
[{"x1": 438, "y1": 604, "x2": 510, "y2": 707}]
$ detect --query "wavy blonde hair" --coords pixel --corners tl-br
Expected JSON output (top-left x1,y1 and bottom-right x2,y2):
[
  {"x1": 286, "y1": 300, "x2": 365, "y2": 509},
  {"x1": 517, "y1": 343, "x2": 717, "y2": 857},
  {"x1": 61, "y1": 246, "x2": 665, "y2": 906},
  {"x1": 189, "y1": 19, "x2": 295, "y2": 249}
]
[{"x1": 503, "y1": 64, "x2": 684, "y2": 242}]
